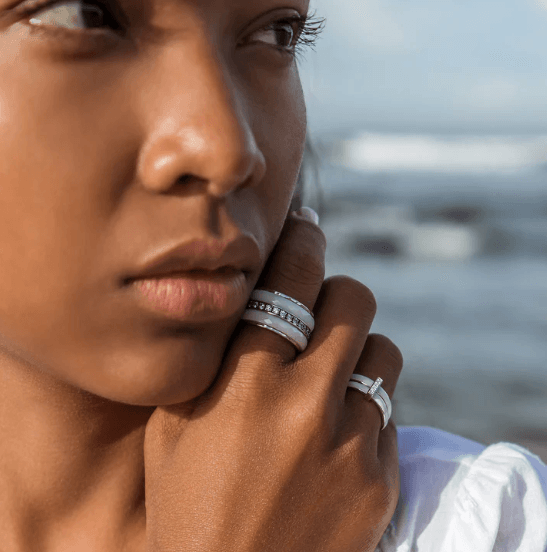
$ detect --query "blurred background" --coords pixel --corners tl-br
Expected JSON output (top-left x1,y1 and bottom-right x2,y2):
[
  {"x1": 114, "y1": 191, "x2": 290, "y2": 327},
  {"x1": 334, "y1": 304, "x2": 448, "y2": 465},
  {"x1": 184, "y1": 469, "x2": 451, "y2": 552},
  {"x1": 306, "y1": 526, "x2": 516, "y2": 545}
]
[{"x1": 299, "y1": 0, "x2": 547, "y2": 461}]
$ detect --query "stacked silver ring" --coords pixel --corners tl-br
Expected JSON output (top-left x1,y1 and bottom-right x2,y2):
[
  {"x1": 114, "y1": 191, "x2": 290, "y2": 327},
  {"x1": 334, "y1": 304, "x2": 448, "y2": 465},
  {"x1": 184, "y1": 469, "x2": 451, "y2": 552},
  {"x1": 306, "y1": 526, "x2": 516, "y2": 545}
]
[
  {"x1": 242, "y1": 290, "x2": 391, "y2": 429},
  {"x1": 347, "y1": 375, "x2": 392, "y2": 430},
  {"x1": 241, "y1": 290, "x2": 315, "y2": 352}
]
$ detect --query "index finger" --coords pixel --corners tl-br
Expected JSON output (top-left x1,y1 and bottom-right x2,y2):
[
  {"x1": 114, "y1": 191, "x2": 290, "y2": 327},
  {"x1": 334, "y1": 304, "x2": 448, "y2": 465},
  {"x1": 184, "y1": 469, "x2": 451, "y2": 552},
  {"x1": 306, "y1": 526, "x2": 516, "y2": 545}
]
[{"x1": 225, "y1": 208, "x2": 326, "y2": 367}]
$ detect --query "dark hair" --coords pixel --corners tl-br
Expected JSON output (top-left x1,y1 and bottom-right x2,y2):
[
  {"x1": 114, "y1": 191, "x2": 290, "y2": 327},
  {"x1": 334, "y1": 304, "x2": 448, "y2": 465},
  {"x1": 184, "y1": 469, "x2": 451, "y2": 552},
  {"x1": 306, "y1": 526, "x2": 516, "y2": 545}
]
[{"x1": 290, "y1": 135, "x2": 324, "y2": 216}]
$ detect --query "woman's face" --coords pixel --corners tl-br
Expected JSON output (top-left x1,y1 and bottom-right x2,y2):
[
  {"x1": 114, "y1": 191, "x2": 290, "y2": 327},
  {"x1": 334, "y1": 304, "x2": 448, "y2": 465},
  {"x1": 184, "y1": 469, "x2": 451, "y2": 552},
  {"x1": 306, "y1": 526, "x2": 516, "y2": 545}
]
[{"x1": 0, "y1": 0, "x2": 309, "y2": 405}]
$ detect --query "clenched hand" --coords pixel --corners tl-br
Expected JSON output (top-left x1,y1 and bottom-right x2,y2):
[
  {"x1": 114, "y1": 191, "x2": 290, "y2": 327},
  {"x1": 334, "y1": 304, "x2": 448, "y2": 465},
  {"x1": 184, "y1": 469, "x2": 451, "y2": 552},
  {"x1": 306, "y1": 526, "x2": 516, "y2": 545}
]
[{"x1": 144, "y1": 209, "x2": 403, "y2": 552}]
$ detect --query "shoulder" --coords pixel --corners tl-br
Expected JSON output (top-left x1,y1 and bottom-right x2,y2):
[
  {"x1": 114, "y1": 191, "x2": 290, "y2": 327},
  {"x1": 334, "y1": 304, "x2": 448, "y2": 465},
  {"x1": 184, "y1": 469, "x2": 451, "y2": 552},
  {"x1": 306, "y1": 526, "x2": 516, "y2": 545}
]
[{"x1": 376, "y1": 426, "x2": 547, "y2": 552}]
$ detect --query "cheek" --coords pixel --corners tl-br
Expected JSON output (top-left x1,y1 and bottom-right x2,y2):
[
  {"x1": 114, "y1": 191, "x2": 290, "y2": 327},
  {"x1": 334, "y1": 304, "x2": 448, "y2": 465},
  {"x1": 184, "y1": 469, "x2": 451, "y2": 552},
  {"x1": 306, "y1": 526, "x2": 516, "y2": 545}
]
[
  {"x1": 249, "y1": 68, "x2": 307, "y2": 255},
  {"x1": 0, "y1": 49, "x2": 128, "y2": 360},
  {"x1": 0, "y1": 39, "x2": 307, "y2": 404},
  {"x1": 258, "y1": 65, "x2": 307, "y2": 181}
]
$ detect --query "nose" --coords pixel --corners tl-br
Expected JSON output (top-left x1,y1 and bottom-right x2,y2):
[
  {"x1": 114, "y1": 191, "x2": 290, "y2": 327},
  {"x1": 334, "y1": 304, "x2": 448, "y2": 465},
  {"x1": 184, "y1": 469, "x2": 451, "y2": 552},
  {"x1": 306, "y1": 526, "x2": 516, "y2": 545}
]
[{"x1": 135, "y1": 34, "x2": 266, "y2": 199}]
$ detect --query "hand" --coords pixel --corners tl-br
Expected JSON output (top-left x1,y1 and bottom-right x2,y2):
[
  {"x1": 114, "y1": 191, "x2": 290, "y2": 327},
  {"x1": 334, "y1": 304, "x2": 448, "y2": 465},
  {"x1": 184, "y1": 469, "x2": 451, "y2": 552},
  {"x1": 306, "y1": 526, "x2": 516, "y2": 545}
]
[{"x1": 144, "y1": 209, "x2": 403, "y2": 552}]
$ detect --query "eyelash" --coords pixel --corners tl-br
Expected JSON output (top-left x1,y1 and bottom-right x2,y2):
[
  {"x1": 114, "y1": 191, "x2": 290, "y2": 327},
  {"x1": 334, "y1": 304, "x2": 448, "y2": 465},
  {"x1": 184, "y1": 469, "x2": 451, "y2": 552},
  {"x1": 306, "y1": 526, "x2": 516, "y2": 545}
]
[
  {"x1": 264, "y1": 11, "x2": 326, "y2": 60},
  {"x1": 16, "y1": 0, "x2": 325, "y2": 59}
]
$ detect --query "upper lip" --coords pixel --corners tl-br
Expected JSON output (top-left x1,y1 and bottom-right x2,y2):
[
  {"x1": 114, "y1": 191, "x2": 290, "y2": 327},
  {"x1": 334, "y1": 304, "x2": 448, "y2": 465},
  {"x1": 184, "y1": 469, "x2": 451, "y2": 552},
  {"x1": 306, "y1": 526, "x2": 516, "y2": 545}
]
[{"x1": 127, "y1": 236, "x2": 261, "y2": 281}]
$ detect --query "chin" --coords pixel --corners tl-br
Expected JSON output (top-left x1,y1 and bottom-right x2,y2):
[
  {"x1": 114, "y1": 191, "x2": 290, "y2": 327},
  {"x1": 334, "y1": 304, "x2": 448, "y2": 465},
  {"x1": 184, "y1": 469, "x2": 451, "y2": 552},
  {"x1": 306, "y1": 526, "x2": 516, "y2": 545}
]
[{"x1": 67, "y1": 326, "x2": 232, "y2": 407}]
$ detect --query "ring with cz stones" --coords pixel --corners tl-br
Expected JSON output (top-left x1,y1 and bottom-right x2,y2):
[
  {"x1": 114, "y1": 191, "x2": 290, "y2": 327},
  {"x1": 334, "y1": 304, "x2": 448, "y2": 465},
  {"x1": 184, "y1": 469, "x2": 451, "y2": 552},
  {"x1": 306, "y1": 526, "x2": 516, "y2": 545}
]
[
  {"x1": 241, "y1": 289, "x2": 315, "y2": 353},
  {"x1": 347, "y1": 375, "x2": 392, "y2": 430},
  {"x1": 349, "y1": 375, "x2": 392, "y2": 419}
]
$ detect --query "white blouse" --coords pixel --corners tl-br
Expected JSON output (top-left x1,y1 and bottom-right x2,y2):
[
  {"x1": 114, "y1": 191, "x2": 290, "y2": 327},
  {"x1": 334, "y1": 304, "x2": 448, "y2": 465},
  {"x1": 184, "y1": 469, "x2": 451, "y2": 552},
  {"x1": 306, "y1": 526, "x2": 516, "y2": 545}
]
[{"x1": 376, "y1": 426, "x2": 547, "y2": 552}]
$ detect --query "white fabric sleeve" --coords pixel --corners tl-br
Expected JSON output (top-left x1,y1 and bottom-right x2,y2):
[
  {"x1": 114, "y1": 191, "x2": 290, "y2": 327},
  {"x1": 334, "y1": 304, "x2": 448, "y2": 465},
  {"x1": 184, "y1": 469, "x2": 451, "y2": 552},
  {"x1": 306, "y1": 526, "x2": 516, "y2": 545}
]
[{"x1": 375, "y1": 426, "x2": 547, "y2": 552}]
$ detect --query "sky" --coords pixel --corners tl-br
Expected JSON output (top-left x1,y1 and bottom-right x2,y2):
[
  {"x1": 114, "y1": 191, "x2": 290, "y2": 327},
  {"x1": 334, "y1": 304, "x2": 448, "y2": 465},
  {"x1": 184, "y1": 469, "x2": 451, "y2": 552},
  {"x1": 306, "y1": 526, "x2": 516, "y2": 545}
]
[{"x1": 299, "y1": 0, "x2": 547, "y2": 137}]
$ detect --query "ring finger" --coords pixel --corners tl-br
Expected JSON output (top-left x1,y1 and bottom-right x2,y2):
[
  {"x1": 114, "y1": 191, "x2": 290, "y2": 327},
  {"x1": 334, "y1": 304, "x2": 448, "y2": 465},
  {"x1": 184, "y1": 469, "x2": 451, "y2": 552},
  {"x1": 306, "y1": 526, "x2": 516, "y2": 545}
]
[{"x1": 345, "y1": 333, "x2": 403, "y2": 449}]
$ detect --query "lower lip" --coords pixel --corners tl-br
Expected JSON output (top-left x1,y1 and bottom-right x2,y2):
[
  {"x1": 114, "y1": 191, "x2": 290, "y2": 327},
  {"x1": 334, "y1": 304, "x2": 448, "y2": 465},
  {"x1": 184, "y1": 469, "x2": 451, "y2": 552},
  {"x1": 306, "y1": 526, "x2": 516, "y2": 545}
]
[{"x1": 129, "y1": 270, "x2": 248, "y2": 321}]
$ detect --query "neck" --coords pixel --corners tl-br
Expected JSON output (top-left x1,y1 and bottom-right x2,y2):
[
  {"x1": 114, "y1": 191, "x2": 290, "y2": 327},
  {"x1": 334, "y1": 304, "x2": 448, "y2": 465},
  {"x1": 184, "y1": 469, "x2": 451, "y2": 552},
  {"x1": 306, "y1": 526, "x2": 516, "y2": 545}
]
[{"x1": 0, "y1": 350, "x2": 154, "y2": 552}]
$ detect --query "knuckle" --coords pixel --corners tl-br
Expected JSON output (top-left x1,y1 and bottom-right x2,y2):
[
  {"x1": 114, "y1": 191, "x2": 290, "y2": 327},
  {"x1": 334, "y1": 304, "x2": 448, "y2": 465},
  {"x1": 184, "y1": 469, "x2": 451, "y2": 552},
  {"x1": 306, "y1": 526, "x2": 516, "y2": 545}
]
[
  {"x1": 335, "y1": 433, "x2": 368, "y2": 467},
  {"x1": 349, "y1": 452, "x2": 392, "y2": 500},
  {"x1": 335, "y1": 430, "x2": 379, "y2": 474},
  {"x1": 265, "y1": 217, "x2": 326, "y2": 288},
  {"x1": 271, "y1": 217, "x2": 326, "y2": 288},
  {"x1": 331, "y1": 434, "x2": 398, "y2": 518},
  {"x1": 225, "y1": 358, "x2": 287, "y2": 405},
  {"x1": 282, "y1": 391, "x2": 333, "y2": 446},
  {"x1": 322, "y1": 275, "x2": 378, "y2": 317},
  {"x1": 365, "y1": 477, "x2": 396, "y2": 515},
  {"x1": 374, "y1": 460, "x2": 400, "y2": 511},
  {"x1": 282, "y1": 247, "x2": 325, "y2": 286},
  {"x1": 335, "y1": 440, "x2": 390, "y2": 496},
  {"x1": 367, "y1": 333, "x2": 404, "y2": 369}
]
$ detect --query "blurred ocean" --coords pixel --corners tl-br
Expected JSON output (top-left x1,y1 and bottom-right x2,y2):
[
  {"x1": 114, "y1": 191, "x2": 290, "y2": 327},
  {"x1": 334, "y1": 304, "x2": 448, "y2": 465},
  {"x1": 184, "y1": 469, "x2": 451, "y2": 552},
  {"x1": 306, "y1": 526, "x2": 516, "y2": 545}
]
[{"x1": 311, "y1": 131, "x2": 547, "y2": 460}]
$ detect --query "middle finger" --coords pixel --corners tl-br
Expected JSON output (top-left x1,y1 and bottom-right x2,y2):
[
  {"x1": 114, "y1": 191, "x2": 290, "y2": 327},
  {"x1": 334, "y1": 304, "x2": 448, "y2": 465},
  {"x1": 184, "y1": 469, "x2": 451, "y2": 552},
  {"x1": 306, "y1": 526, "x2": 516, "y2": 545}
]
[{"x1": 296, "y1": 275, "x2": 378, "y2": 387}]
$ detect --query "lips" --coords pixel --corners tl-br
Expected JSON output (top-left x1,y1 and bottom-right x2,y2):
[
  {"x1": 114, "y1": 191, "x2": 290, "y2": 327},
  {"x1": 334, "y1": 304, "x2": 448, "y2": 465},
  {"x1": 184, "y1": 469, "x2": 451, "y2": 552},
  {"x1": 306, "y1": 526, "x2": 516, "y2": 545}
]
[
  {"x1": 125, "y1": 236, "x2": 261, "y2": 322},
  {"x1": 126, "y1": 236, "x2": 261, "y2": 282},
  {"x1": 130, "y1": 270, "x2": 248, "y2": 321}
]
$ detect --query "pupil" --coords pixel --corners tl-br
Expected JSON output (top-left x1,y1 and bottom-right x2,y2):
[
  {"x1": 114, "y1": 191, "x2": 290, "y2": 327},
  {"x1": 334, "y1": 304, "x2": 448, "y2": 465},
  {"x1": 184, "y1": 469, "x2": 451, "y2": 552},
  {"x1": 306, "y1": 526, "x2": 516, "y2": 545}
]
[
  {"x1": 82, "y1": 5, "x2": 105, "y2": 28},
  {"x1": 276, "y1": 26, "x2": 294, "y2": 48}
]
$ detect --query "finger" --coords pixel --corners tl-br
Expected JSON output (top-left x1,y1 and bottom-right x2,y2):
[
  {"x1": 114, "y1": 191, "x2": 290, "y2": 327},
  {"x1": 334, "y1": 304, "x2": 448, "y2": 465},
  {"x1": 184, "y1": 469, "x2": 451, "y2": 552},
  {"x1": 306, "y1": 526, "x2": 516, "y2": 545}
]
[
  {"x1": 225, "y1": 208, "x2": 326, "y2": 369},
  {"x1": 301, "y1": 275, "x2": 377, "y2": 381},
  {"x1": 344, "y1": 334, "x2": 404, "y2": 447},
  {"x1": 377, "y1": 419, "x2": 400, "y2": 482},
  {"x1": 376, "y1": 419, "x2": 401, "y2": 507}
]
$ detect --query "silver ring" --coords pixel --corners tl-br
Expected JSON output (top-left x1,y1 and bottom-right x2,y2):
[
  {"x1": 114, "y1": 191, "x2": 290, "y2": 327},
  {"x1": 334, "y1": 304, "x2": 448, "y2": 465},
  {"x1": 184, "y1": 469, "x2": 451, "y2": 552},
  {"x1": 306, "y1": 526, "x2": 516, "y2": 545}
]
[
  {"x1": 241, "y1": 289, "x2": 315, "y2": 353},
  {"x1": 249, "y1": 289, "x2": 315, "y2": 332},
  {"x1": 347, "y1": 375, "x2": 392, "y2": 430},
  {"x1": 267, "y1": 290, "x2": 314, "y2": 318},
  {"x1": 349, "y1": 374, "x2": 392, "y2": 419}
]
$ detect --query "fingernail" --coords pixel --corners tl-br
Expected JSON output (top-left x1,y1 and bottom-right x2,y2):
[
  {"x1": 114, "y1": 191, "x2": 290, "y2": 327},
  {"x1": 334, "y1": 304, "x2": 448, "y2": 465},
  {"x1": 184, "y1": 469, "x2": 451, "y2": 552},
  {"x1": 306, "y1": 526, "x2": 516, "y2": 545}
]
[{"x1": 294, "y1": 206, "x2": 320, "y2": 225}]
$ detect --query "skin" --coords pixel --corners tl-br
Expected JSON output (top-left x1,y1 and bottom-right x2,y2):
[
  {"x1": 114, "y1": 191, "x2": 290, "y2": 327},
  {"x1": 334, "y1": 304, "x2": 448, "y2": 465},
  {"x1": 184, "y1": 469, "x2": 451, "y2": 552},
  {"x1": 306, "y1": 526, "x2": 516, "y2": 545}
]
[{"x1": 0, "y1": 0, "x2": 403, "y2": 550}]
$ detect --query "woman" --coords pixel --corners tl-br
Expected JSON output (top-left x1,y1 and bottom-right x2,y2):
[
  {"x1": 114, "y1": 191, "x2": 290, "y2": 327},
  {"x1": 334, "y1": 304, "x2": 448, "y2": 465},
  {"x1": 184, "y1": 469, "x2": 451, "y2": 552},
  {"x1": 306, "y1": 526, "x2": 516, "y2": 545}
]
[{"x1": 0, "y1": 1, "x2": 544, "y2": 551}]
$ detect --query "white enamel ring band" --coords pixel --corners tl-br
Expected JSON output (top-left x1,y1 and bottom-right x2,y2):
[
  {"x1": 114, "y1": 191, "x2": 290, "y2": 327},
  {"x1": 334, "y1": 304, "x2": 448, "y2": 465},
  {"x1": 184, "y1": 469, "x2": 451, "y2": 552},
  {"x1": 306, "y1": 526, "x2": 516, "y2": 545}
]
[
  {"x1": 347, "y1": 375, "x2": 392, "y2": 430},
  {"x1": 250, "y1": 290, "x2": 315, "y2": 331},
  {"x1": 241, "y1": 289, "x2": 315, "y2": 353},
  {"x1": 349, "y1": 375, "x2": 392, "y2": 419}
]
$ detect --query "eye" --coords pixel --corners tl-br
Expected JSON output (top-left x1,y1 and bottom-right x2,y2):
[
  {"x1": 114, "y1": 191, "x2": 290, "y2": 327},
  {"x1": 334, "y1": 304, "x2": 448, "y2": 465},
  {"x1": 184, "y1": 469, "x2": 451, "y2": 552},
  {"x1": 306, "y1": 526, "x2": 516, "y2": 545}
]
[
  {"x1": 244, "y1": 13, "x2": 325, "y2": 59},
  {"x1": 21, "y1": 0, "x2": 124, "y2": 36},
  {"x1": 250, "y1": 19, "x2": 298, "y2": 51}
]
